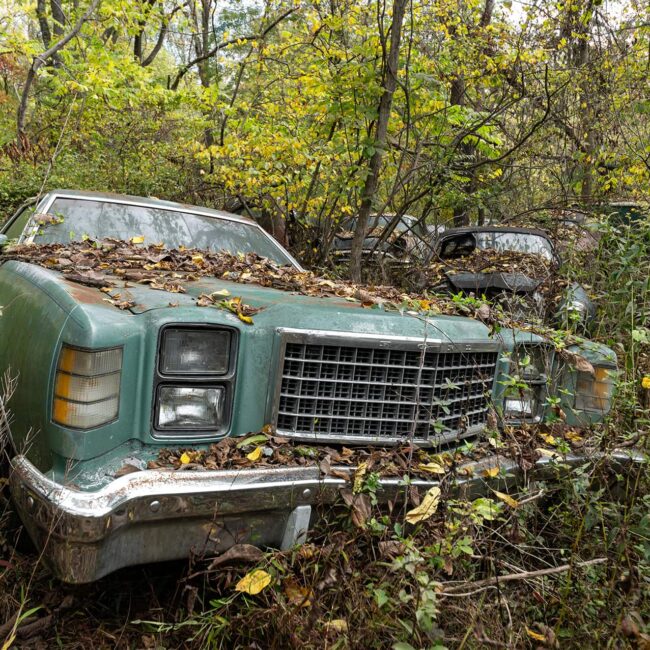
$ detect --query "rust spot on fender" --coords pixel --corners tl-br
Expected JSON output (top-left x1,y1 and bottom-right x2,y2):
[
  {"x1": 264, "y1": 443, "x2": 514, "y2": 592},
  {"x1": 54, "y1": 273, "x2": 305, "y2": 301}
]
[{"x1": 63, "y1": 281, "x2": 107, "y2": 305}]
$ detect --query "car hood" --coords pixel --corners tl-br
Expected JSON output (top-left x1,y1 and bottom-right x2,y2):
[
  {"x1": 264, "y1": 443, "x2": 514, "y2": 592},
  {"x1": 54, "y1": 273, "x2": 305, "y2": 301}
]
[
  {"x1": 3, "y1": 261, "x2": 490, "y2": 342},
  {"x1": 444, "y1": 271, "x2": 542, "y2": 294},
  {"x1": 5, "y1": 260, "x2": 500, "y2": 342},
  {"x1": 122, "y1": 273, "x2": 494, "y2": 339}
]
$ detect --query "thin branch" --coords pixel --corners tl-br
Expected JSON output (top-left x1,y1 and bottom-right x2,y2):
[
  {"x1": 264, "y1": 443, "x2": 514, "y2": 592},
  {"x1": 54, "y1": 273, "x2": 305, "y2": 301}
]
[
  {"x1": 441, "y1": 557, "x2": 607, "y2": 595},
  {"x1": 16, "y1": 0, "x2": 100, "y2": 144},
  {"x1": 141, "y1": 3, "x2": 186, "y2": 66},
  {"x1": 170, "y1": 8, "x2": 295, "y2": 90}
]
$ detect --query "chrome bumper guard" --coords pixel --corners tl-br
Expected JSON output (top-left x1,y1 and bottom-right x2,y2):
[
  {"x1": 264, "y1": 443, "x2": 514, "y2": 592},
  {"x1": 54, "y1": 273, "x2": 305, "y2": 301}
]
[{"x1": 9, "y1": 450, "x2": 646, "y2": 583}]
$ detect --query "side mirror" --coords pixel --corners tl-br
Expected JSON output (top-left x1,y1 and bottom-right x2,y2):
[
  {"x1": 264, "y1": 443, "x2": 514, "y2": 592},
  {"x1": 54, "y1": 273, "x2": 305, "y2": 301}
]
[{"x1": 0, "y1": 234, "x2": 7, "y2": 250}]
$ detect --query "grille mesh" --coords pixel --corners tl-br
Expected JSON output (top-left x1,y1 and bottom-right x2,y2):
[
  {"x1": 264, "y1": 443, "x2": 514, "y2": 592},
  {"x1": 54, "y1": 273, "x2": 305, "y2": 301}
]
[{"x1": 276, "y1": 342, "x2": 499, "y2": 443}]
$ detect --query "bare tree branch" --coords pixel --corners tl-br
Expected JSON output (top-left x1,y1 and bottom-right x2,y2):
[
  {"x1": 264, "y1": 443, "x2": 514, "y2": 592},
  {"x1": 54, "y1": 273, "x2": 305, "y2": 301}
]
[
  {"x1": 16, "y1": 0, "x2": 101, "y2": 145},
  {"x1": 170, "y1": 8, "x2": 296, "y2": 90}
]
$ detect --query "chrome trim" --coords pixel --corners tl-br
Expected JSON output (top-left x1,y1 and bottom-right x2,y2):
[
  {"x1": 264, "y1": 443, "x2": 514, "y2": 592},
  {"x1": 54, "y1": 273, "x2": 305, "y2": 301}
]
[
  {"x1": 271, "y1": 328, "x2": 501, "y2": 446},
  {"x1": 20, "y1": 192, "x2": 304, "y2": 271},
  {"x1": 10, "y1": 449, "x2": 646, "y2": 583}
]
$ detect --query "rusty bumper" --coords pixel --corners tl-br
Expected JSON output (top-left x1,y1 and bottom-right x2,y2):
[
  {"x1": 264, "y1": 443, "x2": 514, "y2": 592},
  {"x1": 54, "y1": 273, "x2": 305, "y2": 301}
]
[{"x1": 9, "y1": 450, "x2": 646, "y2": 583}]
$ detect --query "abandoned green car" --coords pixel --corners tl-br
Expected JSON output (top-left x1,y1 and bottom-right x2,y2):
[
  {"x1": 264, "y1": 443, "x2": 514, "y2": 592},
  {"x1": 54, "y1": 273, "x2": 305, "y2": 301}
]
[{"x1": 0, "y1": 191, "x2": 624, "y2": 583}]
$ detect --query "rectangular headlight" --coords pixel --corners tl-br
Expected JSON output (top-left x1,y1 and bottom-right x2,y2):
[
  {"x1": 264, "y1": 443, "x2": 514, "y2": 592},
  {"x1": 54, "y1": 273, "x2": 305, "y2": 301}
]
[
  {"x1": 575, "y1": 366, "x2": 615, "y2": 413},
  {"x1": 53, "y1": 345, "x2": 122, "y2": 429},
  {"x1": 157, "y1": 386, "x2": 224, "y2": 429},
  {"x1": 160, "y1": 328, "x2": 231, "y2": 375}
]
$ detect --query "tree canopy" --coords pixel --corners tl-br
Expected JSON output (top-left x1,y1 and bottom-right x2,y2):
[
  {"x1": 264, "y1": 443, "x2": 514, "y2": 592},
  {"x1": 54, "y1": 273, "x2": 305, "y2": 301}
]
[{"x1": 0, "y1": 0, "x2": 648, "y2": 269}]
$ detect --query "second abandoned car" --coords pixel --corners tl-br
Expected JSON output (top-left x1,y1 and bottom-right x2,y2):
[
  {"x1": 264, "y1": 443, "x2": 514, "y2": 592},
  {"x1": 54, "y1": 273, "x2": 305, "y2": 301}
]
[
  {"x1": 426, "y1": 225, "x2": 596, "y2": 331},
  {"x1": 0, "y1": 191, "x2": 620, "y2": 582}
]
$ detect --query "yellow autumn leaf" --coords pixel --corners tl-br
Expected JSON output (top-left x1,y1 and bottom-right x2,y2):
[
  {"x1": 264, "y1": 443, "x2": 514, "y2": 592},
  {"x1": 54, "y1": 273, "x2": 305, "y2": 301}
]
[
  {"x1": 642, "y1": 376, "x2": 650, "y2": 389},
  {"x1": 131, "y1": 235, "x2": 145, "y2": 244},
  {"x1": 483, "y1": 465, "x2": 500, "y2": 478},
  {"x1": 493, "y1": 490, "x2": 519, "y2": 508},
  {"x1": 565, "y1": 429, "x2": 583, "y2": 443},
  {"x1": 237, "y1": 313, "x2": 254, "y2": 325},
  {"x1": 326, "y1": 619, "x2": 348, "y2": 633},
  {"x1": 417, "y1": 461, "x2": 446, "y2": 475},
  {"x1": 405, "y1": 486, "x2": 441, "y2": 524},
  {"x1": 235, "y1": 569, "x2": 272, "y2": 595},
  {"x1": 284, "y1": 578, "x2": 312, "y2": 607},
  {"x1": 247, "y1": 446, "x2": 263, "y2": 461},
  {"x1": 542, "y1": 433, "x2": 557, "y2": 445},
  {"x1": 353, "y1": 461, "x2": 368, "y2": 493},
  {"x1": 180, "y1": 452, "x2": 191, "y2": 465},
  {"x1": 536, "y1": 447, "x2": 562, "y2": 459},
  {"x1": 212, "y1": 288, "x2": 231, "y2": 296},
  {"x1": 525, "y1": 626, "x2": 546, "y2": 642},
  {"x1": 191, "y1": 254, "x2": 204, "y2": 265}
]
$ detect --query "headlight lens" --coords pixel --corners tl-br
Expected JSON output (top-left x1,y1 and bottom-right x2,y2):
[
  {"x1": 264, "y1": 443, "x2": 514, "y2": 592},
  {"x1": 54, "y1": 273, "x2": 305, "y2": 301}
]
[
  {"x1": 157, "y1": 386, "x2": 224, "y2": 429},
  {"x1": 53, "y1": 345, "x2": 122, "y2": 429},
  {"x1": 575, "y1": 366, "x2": 616, "y2": 413},
  {"x1": 509, "y1": 345, "x2": 547, "y2": 380},
  {"x1": 504, "y1": 388, "x2": 539, "y2": 418},
  {"x1": 160, "y1": 328, "x2": 231, "y2": 375}
]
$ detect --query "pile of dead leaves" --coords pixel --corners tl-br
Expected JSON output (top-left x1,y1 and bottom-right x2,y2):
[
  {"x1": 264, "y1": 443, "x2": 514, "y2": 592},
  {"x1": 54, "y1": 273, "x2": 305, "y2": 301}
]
[
  {"x1": 139, "y1": 424, "x2": 589, "y2": 482},
  {"x1": 426, "y1": 248, "x2": 555, "y2": 285},
  {"x1": 145, "y1": 430, "x2": 481, "y2": 480},
  {"x1": 5, "y1": 239, "x2": 468, "y2": 317},
  {"x1": 424, "y1": 247, "x2": 578, "y2": 321}
]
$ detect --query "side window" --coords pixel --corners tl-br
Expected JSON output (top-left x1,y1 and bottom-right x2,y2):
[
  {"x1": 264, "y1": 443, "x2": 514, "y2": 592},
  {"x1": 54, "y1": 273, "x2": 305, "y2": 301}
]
[{"x1": 3, "y1": 204, "x2": 35, "y2": 240}]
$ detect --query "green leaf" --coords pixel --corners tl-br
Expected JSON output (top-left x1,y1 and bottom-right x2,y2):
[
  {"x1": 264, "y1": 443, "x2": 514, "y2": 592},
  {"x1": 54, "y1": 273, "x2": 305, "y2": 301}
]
[{"x1": 236, "y1": 434, "x2": 269, "y2": 448}]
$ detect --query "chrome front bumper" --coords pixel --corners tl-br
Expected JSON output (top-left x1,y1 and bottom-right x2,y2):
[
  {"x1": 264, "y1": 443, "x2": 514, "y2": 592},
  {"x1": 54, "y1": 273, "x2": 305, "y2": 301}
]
[{"x1": 9, "y1": 450, "x2": 646, "y2": 583}]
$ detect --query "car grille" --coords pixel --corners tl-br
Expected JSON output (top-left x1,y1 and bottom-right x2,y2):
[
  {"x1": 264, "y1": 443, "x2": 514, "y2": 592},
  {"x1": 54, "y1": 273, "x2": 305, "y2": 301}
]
[{"x1": 275, "y1": 336, "x2": 499, "y2": 444}]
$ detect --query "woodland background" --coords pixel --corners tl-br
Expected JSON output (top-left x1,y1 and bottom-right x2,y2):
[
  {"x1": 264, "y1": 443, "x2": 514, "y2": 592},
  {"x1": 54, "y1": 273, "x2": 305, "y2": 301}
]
[{"x1": 0, "y1": 0, "x2": 649, "y2": 648}]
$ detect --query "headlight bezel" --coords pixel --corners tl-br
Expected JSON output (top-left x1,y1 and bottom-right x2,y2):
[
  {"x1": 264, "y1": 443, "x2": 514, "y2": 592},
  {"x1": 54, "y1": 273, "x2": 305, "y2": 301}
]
[
  {"x1": 502, "y1": 343, "x2": 550, "y2": 422},
  {"x1": 152, "y1": 324, "x2": 238, "y2": 439}
]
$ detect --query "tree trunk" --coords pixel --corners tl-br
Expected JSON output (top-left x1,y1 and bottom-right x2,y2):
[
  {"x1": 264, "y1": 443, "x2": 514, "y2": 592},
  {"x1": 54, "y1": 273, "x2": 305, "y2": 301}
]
[
  {"x1": 349, "y1": 0, "x2": 408, "y2": 282},
  {"x1": 50, "y1": 0, "x2": 65, "y2": 38},
  {"x1": 36, "y1": 0, "x2": 52, "y2": 48}
]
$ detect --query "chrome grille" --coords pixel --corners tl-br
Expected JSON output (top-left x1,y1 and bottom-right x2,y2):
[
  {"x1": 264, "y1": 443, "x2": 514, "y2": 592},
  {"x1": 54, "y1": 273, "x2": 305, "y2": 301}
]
[{"x1": 274, "y1": 333, "x2": 499, "y2": 444}]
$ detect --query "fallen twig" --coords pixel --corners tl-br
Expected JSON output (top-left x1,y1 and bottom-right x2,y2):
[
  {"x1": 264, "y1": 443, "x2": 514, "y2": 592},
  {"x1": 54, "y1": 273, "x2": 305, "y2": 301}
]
[{"x1": 441, "y1": 557, "x2": 606, "y2": 595}]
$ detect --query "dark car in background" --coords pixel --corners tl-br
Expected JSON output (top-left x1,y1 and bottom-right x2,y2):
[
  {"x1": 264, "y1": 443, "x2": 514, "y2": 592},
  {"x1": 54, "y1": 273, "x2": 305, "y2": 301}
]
[
  {"x1": 425, "y1": 226, "x2": 596, "y2": 330},
  {"x1": 332, "y1": 214, "x2": 436, "y2": 263}
]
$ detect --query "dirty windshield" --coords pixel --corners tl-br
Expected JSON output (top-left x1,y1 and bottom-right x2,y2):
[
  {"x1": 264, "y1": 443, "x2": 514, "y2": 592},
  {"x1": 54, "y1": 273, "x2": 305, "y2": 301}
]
[
  {"x1": 474, "y1": 231, "x2": 554, "y2": 261},
  {"x1": 31, "y1": 197, "x2": 295, "y2": 266}
]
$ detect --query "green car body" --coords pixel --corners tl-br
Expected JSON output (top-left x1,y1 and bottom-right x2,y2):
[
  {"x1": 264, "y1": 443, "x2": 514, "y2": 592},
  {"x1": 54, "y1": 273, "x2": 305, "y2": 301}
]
[{"x1": 0, "y1": 191, "x2": 621, "y2": 582}]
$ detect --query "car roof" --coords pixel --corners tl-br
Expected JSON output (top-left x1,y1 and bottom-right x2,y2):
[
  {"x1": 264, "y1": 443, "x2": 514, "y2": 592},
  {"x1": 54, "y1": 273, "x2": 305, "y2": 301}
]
[
  {"x1": 43, "y1": 190, "x2": 256, "y2": 226},
  {"x1": 438, "y1": 225, "x2": 552, "y2": 240}
]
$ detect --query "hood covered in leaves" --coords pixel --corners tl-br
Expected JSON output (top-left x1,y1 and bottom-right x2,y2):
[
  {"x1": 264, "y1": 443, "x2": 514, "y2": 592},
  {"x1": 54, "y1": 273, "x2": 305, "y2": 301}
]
[
  {"x1": 4, "y1": 240, "x2": 496, "y2": 327},
  {"x1": 427, "y1": 248, "x2": 554, "y2": 292}
]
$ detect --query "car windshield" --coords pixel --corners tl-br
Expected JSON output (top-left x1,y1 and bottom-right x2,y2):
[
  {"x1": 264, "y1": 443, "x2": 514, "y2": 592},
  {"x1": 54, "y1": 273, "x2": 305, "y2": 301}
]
[
  {"x1": 474, "y1": 231, "x2": 554, "y2": 261},
  {"x1": 28, "y1": 197, "x2": 295, "y2": 266}
]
